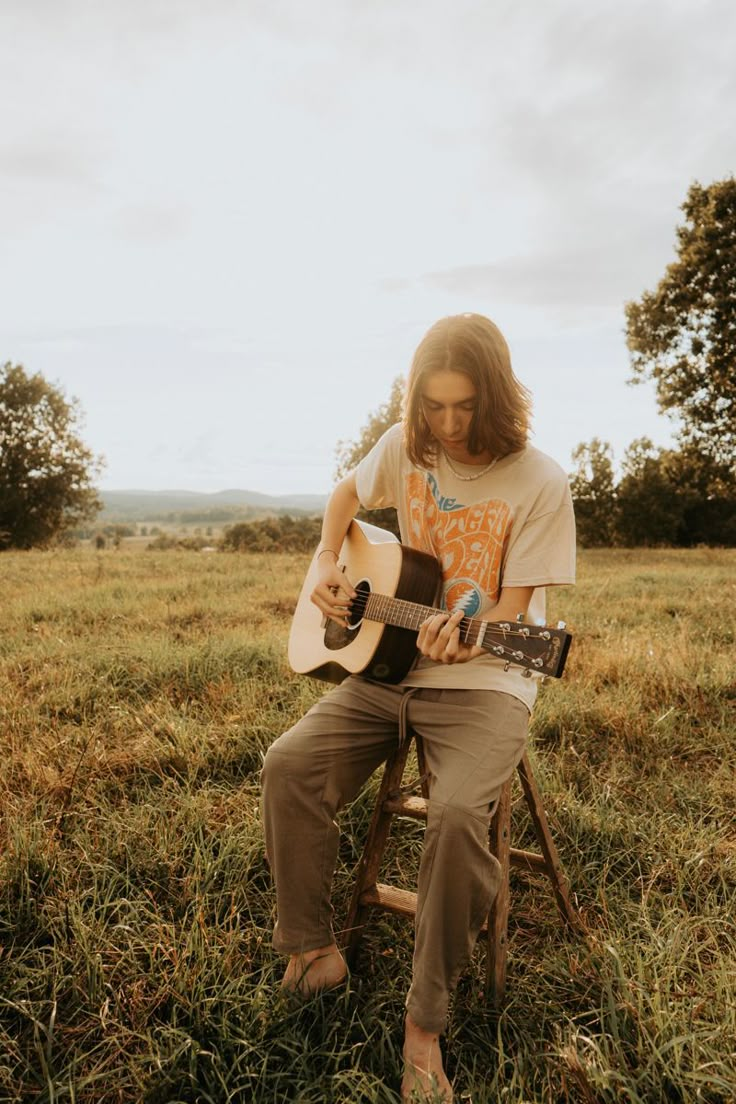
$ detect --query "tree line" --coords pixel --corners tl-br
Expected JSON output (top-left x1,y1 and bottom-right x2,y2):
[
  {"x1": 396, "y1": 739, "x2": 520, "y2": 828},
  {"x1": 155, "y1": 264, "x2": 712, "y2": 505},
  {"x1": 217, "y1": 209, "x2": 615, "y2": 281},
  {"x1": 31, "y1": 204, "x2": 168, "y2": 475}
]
[
  {"x1": 2, "y1": 178, "x2": 734, "y2": 551},
  {"x1": 570, "y1": 438, "x2": 735, "y2": 548}
]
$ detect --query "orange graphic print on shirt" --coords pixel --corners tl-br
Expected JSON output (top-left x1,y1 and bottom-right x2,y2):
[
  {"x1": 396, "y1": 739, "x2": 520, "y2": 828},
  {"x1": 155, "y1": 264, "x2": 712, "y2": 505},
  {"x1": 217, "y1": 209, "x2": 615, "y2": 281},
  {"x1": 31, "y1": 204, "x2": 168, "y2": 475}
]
[{"x1": 405, "y1": 472, "x2": 512, "y2": 617}]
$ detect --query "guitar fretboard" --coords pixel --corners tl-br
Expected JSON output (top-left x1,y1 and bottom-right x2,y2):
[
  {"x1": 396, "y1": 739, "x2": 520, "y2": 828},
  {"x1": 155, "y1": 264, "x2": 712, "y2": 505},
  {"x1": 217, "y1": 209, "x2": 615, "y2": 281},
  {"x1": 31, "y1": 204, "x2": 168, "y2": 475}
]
[{"x1": 361, "y1": 592, "x2": 531, "y2": 656}]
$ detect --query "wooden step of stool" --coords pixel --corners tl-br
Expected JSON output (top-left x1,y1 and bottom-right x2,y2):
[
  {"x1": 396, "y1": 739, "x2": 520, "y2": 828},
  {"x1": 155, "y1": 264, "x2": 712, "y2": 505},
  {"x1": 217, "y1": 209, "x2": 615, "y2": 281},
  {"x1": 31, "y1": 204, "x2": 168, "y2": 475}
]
[{"x1": 342, "y1": 731, "x2": 581, "y2": 1006}]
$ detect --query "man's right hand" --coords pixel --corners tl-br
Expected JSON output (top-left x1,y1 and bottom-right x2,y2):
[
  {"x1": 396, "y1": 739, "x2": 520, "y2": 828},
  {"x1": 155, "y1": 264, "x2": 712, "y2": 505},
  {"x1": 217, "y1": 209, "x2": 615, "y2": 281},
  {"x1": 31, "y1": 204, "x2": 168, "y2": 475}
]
[{"x1": 310, "y1": 554, "x2": 357, "y2": 627}]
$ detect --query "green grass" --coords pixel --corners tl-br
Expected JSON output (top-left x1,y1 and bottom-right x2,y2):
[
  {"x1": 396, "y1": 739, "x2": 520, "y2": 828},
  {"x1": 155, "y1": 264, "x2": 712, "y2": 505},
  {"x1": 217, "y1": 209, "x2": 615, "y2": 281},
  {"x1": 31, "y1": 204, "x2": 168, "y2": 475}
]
[{"x1": 1, "y1": 547, "x2": 734, "y2": 1102}]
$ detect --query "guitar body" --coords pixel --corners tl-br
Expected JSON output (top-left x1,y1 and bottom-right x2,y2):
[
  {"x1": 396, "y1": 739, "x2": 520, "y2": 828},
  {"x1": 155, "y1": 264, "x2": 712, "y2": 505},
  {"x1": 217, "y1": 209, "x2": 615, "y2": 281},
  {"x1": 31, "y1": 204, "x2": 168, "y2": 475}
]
[
  {"x1": 289, "y1": 521, "x2": 572, "y2": 684},
  {"x1": 288, "y1": 520, "x2": 442, "y2": 684}
]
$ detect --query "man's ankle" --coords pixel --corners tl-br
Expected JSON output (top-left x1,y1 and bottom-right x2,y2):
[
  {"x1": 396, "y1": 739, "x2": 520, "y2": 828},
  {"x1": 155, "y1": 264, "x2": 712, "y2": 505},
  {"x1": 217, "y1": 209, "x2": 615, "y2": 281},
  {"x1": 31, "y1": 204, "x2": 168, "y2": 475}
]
[
  {"x1": 294, "y1": 942, "x2": 338, "y2": 963},
  {"x1": 281, "y1": 943, "x2": 347, "y2": 993},
  {"x1": 405, "y1": 1012, "x2": 440, "y2": 1043}
]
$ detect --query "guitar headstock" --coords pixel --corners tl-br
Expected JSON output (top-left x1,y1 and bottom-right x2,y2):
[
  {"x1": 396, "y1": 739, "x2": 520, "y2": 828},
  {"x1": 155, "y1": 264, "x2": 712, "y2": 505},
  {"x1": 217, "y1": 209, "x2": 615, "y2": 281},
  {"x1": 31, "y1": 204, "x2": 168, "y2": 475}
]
[{"x1": 477, "y1": 621, "x2": 573, "y2": 679}]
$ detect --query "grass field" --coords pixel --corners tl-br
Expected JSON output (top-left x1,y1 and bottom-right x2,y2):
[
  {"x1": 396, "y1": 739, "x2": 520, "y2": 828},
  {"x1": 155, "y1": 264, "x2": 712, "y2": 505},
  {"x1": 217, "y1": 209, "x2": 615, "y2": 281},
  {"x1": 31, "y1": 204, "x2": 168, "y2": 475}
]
[{"x1": 1, "y1": 546, "x2": 734, "y2": 1103}]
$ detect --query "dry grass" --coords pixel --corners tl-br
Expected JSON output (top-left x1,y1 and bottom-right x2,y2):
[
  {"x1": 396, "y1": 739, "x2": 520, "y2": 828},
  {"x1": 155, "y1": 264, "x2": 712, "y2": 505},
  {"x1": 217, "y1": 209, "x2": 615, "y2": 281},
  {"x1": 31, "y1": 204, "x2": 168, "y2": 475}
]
[{"x1": 0, "y1": 545, "x2": 734, "y2": 1102}]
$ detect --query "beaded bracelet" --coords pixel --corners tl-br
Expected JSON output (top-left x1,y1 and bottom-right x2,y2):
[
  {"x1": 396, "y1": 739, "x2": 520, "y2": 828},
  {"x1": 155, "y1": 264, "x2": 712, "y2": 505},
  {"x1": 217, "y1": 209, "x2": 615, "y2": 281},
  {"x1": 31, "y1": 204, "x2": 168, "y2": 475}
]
[{"x1": 317, "y1": 548, "x2": 339, "y2": 560}]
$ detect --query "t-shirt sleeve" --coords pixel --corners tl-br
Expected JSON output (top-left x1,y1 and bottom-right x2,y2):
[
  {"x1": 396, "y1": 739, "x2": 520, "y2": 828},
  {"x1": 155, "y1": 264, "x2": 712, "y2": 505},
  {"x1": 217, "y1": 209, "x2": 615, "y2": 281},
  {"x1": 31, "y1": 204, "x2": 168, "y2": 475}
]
[
  {"x1": 354, "y1": 424, "x2": 403, "y2": 510},
  {"x1": 502, "y1": 474, "x2": 577, "y2": 587}
]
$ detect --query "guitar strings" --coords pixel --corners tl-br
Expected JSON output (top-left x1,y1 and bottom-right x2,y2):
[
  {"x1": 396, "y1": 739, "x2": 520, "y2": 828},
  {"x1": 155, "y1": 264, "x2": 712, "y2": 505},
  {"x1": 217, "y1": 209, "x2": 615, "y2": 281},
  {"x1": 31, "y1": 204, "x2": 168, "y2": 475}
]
[
  {"x1": 336, "y1": 591, "x2": 554, "y2": 671},
  {"x1": 344, "y1": 598, "x2": 547, "y2": 671},
  {"x1": 346, "y1": 591, "x2": 549, "y2": 644}
]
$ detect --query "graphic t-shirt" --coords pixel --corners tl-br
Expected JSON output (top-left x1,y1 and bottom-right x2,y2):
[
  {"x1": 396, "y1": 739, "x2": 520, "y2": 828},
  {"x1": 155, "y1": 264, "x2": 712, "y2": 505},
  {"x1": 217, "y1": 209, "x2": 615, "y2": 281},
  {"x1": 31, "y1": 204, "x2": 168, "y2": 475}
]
[{"x1": 354, "y1": 424, "x2": 576, "y2": 710}]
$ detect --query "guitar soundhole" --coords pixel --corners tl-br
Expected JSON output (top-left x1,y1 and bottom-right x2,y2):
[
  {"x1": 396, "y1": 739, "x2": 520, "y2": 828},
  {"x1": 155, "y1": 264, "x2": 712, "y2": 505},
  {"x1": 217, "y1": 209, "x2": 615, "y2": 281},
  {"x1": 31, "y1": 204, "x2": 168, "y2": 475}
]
[
  {"x1": 324, "y1": 579, "x2": 371, "y2": 651},
  {"x1": 347, "y1": 579, "x2": 371, "y2": 630}
]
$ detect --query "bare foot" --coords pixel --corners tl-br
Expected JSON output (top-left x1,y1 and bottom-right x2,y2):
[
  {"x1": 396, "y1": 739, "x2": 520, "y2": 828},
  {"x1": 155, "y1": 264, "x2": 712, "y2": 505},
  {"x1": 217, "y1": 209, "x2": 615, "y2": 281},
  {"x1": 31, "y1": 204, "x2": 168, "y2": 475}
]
[
  {"x1": 401, "y1": 1014, "x2": 453, "y2": 1102},
  {"x1": 280, "y1": 943, "x2": 347, "y2": 995}
]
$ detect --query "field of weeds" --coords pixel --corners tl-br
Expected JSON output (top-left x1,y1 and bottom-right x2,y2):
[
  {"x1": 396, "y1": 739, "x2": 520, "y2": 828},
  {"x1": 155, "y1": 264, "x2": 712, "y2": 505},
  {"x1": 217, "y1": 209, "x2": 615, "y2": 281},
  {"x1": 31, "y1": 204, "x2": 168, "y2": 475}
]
[{"x1": 0, "y1": 546, "x2": 734, "y2": 1103}]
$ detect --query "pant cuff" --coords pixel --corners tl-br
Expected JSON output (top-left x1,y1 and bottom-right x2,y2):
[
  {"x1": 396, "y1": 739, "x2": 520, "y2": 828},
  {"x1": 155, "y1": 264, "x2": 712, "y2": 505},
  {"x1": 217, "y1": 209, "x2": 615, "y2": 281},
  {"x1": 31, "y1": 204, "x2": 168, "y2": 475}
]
[
  {"x1": 405, "y1": 996, "x2": 448, "y2": 1035},
  {"x1": 273, "y1": 928, "x2": 335, "y2": 956}
]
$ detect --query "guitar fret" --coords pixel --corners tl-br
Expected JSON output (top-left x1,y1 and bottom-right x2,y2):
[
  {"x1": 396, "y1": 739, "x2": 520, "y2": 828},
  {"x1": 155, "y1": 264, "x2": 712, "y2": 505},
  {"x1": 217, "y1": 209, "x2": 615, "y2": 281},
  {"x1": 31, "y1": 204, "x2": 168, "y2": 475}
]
[
  {"x1": 362, "y1": 592, "x2": 557, "y2": 668},
  {"x1": 364, "y1": 596, "x2": 539, "y2": 651},
  {"x1": 368, "y1": 594, "x2": 493, "y2": 634}
]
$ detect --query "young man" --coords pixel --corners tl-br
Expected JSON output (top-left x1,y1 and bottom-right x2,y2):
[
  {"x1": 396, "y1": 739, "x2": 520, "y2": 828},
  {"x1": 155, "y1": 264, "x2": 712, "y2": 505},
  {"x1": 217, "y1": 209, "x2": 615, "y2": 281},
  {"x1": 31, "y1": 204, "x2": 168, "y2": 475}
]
[{"x1": 261, "y1": 313, "x2": 576, "y2": 1102}]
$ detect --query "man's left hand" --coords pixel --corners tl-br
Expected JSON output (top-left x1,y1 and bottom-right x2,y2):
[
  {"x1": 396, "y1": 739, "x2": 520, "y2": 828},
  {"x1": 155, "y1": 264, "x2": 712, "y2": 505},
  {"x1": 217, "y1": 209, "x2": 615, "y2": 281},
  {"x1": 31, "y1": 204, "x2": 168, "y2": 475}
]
[{"x1": 417, "y1": 609, "x2": 484, "y2": 665}]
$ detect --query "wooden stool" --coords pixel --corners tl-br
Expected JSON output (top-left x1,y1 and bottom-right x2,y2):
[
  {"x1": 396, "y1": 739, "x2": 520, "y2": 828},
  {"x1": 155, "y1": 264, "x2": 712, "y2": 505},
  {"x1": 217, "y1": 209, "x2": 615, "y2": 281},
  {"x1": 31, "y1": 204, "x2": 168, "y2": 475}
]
[{"x1": 343, "y1": 731, "x2": 581, "y2": 1006}]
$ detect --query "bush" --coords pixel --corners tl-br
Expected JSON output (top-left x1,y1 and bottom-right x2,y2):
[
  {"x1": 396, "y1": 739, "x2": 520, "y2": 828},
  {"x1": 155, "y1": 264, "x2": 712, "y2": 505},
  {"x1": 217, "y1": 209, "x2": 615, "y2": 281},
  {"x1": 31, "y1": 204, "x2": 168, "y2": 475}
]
[
  {"x1": 221, "y1": 515, "x2": 322, "y2": 553},
  {"x1": 147, "y1": 533, "x2": 214, "y2": 551}
]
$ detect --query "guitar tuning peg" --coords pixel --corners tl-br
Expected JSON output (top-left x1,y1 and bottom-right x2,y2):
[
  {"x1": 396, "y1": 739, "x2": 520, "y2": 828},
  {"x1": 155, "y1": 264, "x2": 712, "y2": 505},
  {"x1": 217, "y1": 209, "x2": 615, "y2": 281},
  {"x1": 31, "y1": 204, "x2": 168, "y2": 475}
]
[
  {"x1": 516, "y1": 612, "x2": 524, "y2": 622},
  {"x1": 556, "y1": 620, "x2": 567, "y2": 630},
  {"x1": 522, "y1": 669, "x2": 533, "y2": 678}
]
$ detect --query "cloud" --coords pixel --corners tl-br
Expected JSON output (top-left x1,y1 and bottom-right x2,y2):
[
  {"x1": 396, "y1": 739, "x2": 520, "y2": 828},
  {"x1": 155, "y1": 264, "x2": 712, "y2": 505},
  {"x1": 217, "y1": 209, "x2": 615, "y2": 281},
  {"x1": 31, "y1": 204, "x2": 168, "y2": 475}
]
[
  {"x1": 367, "y1": 1, "x2": 736, "y2": 318},
  {"x1": 0, "y1": 141, "x2": 101, "y2": 184},
  {"x1": 454, "y1": 1, "x2": 736, "y2": 291},
  {"x1": 113, "y1": 203, "x2": 191, "y2": 242},
  {"x1": 420, "y1": 226, "x2": 669, "y2": 313},
  {"x1": 0, "y1": 134, "x2": 107, "y2": 235}
]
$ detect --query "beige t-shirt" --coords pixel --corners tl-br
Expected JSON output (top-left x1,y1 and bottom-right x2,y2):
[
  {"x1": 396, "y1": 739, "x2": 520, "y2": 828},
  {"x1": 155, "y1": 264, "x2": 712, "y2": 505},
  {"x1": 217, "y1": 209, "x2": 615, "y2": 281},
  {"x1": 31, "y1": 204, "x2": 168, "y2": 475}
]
[{"x1": 354, "y1": 424, "x2": 576, "y2": 711}]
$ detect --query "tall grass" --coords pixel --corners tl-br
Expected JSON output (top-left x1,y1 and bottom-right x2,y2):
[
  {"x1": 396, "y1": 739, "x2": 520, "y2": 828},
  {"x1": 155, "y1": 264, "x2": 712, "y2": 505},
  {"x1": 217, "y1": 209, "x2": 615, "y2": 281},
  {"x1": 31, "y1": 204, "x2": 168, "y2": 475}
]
[{"x1": 1, "y1": 546, "x2": 734, "y2": 1102}]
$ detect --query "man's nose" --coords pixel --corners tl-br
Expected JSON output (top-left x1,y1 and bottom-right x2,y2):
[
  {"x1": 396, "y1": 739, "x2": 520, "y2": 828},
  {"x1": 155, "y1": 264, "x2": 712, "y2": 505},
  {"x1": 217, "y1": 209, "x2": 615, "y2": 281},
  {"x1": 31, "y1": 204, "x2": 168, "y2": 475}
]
[{"x1": 441, "y1": 410, "x2": 459, "y2": 435}]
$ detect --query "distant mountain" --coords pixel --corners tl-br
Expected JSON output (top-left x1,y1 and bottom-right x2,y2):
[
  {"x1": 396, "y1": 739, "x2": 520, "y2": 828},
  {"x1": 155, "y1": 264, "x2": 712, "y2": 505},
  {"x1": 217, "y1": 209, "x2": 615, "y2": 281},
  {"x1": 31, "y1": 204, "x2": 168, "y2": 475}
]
[{"x1": 99, "y1": 488, "x2": 328, "y2": 521}]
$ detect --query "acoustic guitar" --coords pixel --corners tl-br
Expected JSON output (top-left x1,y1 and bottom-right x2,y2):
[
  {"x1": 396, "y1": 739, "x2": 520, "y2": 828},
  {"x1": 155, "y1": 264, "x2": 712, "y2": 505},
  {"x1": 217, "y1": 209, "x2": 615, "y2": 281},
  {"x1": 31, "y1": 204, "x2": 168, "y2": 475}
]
[{"x1": 288, "y1": 520, "x2": 572, "y2": 685}]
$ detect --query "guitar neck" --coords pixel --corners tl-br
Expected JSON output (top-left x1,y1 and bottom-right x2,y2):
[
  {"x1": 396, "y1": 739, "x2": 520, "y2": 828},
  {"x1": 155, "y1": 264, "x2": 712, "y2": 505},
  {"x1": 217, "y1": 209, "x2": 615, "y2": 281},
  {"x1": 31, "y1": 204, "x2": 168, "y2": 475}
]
[
  {"x1": 359, "y1": 591, "x2": 570, "y2": 678},
  {"x1": 365, "y1": 592, "x2": 489, "y2": 646}
]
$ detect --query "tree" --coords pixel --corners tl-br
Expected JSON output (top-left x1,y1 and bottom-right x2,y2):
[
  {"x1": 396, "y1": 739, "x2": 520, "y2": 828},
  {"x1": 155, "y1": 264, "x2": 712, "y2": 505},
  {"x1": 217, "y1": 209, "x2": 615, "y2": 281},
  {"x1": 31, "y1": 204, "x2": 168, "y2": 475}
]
[
  {"x1": 334, "y1": 376, "x2": 405, "y2": 481},
  {"x1": 659, "y1": 447, "x2": 736, "y2": 546},
  {"x1": 334, "y1": 376, "x2": 405, "y2": 538},
  {"x1": 0, "y1": 363, "x2": 103, "y2": 549},
  {"x1": 569, "y1": 439, "x2": 616, "y2": 547},
  {"x1": 615, "y1": 438, "x2": 684, "y2": 547},
  {"x1": 569, "y1": 437, "x2": 736, "y2": 547},
  {"x1": 625, "y1": 178, "x2": 736, "y2": 470}
]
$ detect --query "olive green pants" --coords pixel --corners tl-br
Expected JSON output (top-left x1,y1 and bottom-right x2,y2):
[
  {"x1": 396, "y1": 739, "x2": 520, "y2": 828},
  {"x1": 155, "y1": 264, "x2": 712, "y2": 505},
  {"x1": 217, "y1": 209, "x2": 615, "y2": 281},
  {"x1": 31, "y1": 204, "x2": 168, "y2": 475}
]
[{"x1": 260, "y1": 676, "x2": 529, "y2": 1033}]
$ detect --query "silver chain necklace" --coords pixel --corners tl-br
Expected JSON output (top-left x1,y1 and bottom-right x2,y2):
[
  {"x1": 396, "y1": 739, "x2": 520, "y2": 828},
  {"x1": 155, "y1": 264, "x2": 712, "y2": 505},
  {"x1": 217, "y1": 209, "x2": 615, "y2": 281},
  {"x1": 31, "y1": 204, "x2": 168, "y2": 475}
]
[{"x1": 443, "y1": 449, "x2": 499, "y2": 481}]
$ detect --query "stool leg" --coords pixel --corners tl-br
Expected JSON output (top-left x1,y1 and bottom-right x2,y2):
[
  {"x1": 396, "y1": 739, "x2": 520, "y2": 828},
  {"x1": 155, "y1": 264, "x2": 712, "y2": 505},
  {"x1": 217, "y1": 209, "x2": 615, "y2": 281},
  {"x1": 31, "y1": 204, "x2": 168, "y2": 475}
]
[
  {"x1": 343, "y1": 736, "x2": 414, "y2": 966},
  {"x1": 517, "y1": 754, "x2": 581, "y2": 931},
  {"x1": 342, "y1": 744, "x2": 579, "y2": 1004},
  {"x1": 486, "y1": 778, "x2": 511, "y2": 1007}
]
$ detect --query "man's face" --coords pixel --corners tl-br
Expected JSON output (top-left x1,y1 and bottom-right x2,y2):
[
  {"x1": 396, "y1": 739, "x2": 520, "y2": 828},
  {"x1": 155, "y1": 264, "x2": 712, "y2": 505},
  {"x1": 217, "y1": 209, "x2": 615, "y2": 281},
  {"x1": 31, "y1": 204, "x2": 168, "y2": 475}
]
[{"x1": 421, "y1": 369, "x2": 483, "y2": 464}]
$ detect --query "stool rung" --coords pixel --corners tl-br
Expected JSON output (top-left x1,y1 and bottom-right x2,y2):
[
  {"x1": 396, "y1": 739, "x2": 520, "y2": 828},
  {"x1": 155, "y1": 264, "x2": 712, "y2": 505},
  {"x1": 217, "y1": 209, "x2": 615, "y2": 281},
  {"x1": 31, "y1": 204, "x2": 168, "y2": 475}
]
[
  {"x1": 382, "y1": 794, "x2": 427, "y2": 818},
  {"x1": 360, "y1": 883, "x2": 417, "y2": 918},
  {"x1": 381, "y1": 799, "x2": 551, "y2": 874},
  {"x1": 510, "y1": 847, "x2": 548, "y2": 874},
  {"x1": 360, "y1": 883, "x2": 491, "y2": 936}
]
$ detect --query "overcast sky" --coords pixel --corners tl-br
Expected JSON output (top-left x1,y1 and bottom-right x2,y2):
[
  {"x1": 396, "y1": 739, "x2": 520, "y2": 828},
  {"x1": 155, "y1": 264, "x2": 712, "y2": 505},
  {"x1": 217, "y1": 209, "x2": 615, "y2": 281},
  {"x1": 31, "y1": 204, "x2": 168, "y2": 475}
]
[{"x1": 1, "y1": 0, "x2": 734, "y2": 495}]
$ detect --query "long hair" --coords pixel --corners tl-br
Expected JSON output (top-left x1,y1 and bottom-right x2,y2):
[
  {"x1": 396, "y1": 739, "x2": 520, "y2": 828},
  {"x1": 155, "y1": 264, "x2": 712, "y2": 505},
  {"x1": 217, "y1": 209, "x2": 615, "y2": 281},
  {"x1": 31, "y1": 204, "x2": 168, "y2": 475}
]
[{"x1": 403, "y1": 313, "x2": 532, "y2": 468}]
